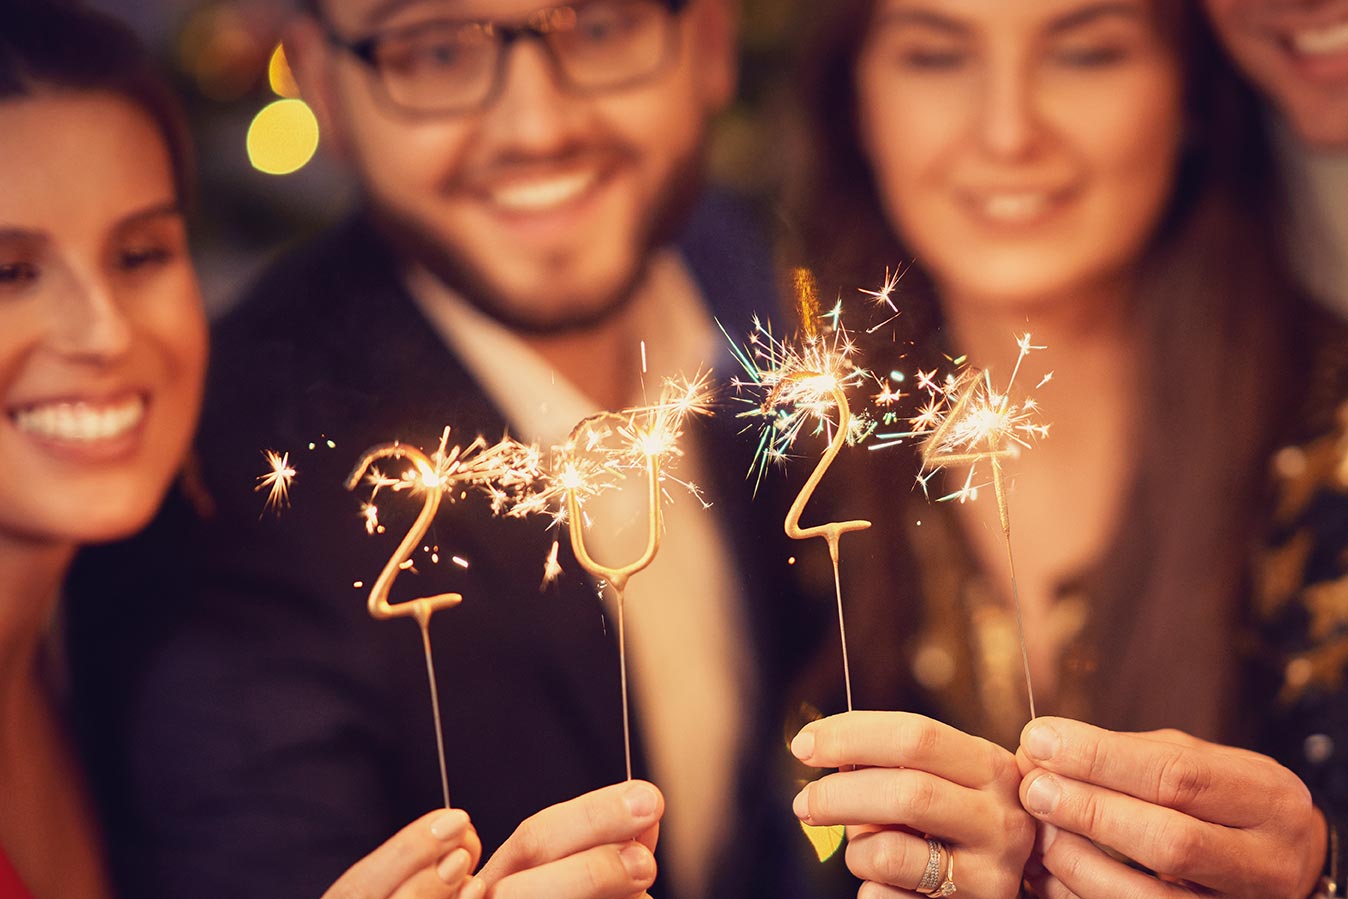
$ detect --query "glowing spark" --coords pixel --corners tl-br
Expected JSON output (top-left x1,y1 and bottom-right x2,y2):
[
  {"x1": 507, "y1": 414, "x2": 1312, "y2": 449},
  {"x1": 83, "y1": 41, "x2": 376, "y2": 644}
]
[
  {"x1": 255, "y1": 449, "x2": 296, "y2": 513},
  {"x1": 360, "y1": 503, "x2": 381, "y2": 535},
  {"x1": 873, "y1": 380, "x2": 905, "y2": 407},
  {"x1": 859, "y1": 264, "x2": 910, "y2": 334},
  {"x1": 541, "y1": 539, "x2": 563, "y2": 587},
  {"x1": 859, "y1": 265, "x2": 904, "y2": 313},
  {"x1": 509, "y1": 371, "x2": 716, "y2": 526},
  {"x1": 720, "y1": 308, "x2": 874, "y2": 490}
]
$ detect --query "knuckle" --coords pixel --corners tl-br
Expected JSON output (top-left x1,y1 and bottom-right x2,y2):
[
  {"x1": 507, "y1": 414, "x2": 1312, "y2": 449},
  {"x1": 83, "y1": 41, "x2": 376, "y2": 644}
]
[
  {"x1": 385, "y1": 828, "x2": 425, "y2": 871},
  {"x1": 1076, "y1": 787, "x2": 1108, "y2": 837},
  {"x1": 580, "y1": 795, "x2": 608, "y2": 837},
  {"x1": 1266, "y1": 766, "x2": 1313, "y2": 825},
  {"x1": 810, "y1": 720, "x2": 839, "y2": 764},
  {"x1": 987, "y1": 744, "x2": 1020, "y2": 790},
  {"x1": 1150, "y1": 820, "x2": 1203, "y2": 874},
  {"x1": 809, "y1": 777, "x2": 834, "y2": 820},
  {"x1": 896, "y1": 717, "x2": 940, "y2": 762},
  {"x1": 1044, "y1": 833, "x2": 1088, "y2": 885},
  {"x1": 509, "y1": 817, "x2": 546, "y2": 867},
  {"x1": 1001, "y1": 805, "x2": 1037, "y2": 855},
  {"x1": 1155, "y1": 751, "x2": 1210, "y2": 809},
  {"x1": 850, "y1": 832, "x2": 914, "y2": 885},
  {"x1": 581, "y1": 850, "x2": 611, "y2": 892},
  {"x1": 897, "y1": 773, "x2": 938, "y2": 822},
  {"x1": 1075, "y1": 731, "x2": 1107, "y2": 781}
]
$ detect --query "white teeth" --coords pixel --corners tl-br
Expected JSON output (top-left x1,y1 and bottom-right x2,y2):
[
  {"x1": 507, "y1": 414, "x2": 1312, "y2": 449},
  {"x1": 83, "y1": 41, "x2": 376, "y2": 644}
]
[
  {"x1": 981, "y1": 192, "x2": 1052, "y2": 222},
  {"x1": 12, "y1": 396, "x2": 144, "y2": 443},
  {"x1": 489, "y1": 171, "x2": 598, "y2": 213},
  {"x1": 1291, "y1": 21, "x2": 1348, "y2": 56}
]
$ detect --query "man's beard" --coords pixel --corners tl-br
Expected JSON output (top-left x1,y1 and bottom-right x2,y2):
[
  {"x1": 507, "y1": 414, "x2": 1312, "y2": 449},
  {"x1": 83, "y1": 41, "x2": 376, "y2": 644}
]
[{"x1": 371, "y1": 147, "x2": 706, "y2": 337}]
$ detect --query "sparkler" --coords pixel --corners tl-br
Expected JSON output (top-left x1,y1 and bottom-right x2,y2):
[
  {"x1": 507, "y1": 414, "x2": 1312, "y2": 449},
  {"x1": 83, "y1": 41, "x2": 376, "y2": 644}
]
[
  {"x1": 881, "y1": 334, "x2": 1050, "y2": 721},
  {"x1": 344, "y1": 427, "x2": 544, "y2": 807},
  {"x1": 725, "y1": 270, "x2": 874, "y2": 711},
  {"x1": 255, "y1": 449, "x2": 296, "y2": 514},
  {"x1": 523, "y1": 372, "x2": 713, "y2": 781}
]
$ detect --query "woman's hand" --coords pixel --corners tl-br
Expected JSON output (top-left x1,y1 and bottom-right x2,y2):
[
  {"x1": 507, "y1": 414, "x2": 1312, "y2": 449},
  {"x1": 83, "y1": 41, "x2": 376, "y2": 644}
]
[
  {"x1": 792, "y1": 711, "x2": 1036, "y2": 898},
  {"x1": 322, "y1": 808, "x2": 484, "y2": 899},
  {"x1": 1017, "y1": 717, "x2": 1327, "y2": 899},
  {"x1": 473, "y1": 780, "x2": 664, "y2": 899}
]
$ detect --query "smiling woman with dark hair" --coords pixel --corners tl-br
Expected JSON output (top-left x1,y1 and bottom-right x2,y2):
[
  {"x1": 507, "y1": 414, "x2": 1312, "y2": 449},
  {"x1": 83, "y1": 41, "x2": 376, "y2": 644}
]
[
  {"x1": 785, "y1": 0, "x2": 1347, "y2": 897},
  {"x1": 0, "y1": 5, "x2": 488, "y2": 898}
]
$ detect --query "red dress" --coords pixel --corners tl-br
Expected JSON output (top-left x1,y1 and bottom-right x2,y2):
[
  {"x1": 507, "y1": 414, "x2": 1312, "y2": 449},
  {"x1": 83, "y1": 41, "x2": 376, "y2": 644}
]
[{"x1": 0, "y1": 847, "x2": 33, "y2": 899}]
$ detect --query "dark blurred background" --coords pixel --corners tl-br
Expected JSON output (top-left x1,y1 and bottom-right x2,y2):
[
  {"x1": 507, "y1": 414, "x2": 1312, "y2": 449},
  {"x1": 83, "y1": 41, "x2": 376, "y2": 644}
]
[{"x1": 86, "y1": 0, "x2": 806, "y2": 315}]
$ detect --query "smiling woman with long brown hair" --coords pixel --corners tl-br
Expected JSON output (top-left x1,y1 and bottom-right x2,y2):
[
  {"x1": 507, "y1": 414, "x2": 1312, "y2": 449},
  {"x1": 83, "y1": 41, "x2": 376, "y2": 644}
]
[
  {"x1": 783, "y1": 0, "x2": 1346, "y2": 897},
  {"x1": 0, "y1": 5, "x2": 489, "y2": 898}
]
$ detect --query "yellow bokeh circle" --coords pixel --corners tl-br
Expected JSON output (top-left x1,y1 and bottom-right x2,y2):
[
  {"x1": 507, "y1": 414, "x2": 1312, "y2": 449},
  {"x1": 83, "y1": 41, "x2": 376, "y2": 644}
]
[
  {"x1": 246, "y1": 98, "x2": 319, "y2": 176},
  {"x1": 268, "y1": 43, "x2": 301, "y2": 98}
]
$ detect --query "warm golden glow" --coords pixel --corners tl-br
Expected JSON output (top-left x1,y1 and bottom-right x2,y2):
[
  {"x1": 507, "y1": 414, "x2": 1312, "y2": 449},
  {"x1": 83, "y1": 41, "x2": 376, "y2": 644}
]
[
  {"x1": 268, "y1": 42, "x2": 301, "y2": 98},
  {"x1": 246, "y1": 98, "x2": 319, "y2": 176}
]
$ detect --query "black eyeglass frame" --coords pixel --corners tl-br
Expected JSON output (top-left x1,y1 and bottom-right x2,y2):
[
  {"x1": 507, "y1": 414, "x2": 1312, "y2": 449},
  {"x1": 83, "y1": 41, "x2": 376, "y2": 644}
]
[{"x1": 317, "y1": 0, "x2": 693, "y2": 117}]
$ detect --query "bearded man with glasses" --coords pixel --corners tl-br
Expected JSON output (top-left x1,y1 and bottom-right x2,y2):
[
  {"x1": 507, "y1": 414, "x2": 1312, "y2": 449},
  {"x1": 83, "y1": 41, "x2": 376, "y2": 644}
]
[{"x1": 66, "y1": 2, "x2": 828, "y2": 899}]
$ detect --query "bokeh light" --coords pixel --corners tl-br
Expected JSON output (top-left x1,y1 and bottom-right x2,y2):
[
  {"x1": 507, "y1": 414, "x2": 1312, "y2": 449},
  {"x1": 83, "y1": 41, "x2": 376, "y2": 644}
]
[
  {"x1": 267, "y1": 42, "x2": 301, "y2": 99},
  {"x1": 246, "y1": 98, "x2": 319, "y2": 176}
]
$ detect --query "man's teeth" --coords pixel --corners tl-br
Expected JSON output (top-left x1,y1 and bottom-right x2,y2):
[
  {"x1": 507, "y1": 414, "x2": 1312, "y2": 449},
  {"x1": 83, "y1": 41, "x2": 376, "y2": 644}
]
[
  {"x1": 12, "y1": 397, "x2": 145, "y2": 442},
  {"x1": 981, "y1": 192, "x2": 1052, "y2": 222},
  {"x1": 490, "y1": 171, "x2": 598, "y2": 212},
  {"x1": 1291, "y1": 20, "x2": 1348, "y2": 56}
]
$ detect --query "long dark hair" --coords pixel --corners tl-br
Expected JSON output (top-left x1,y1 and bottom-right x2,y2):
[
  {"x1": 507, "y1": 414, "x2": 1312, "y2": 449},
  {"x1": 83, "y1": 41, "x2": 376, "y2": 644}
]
[
  {"x1": 792, "y1": 0, "x2": 1305, "y2": 739},
  {"x1": 0, "y1": 0, "x2": 194, "y2": 207}
]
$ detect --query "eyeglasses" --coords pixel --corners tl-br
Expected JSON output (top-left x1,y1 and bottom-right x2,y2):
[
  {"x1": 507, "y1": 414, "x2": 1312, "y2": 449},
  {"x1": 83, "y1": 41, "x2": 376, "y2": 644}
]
[{"x1": 321, "y1": 0, "x2": 691, "y2": 117}]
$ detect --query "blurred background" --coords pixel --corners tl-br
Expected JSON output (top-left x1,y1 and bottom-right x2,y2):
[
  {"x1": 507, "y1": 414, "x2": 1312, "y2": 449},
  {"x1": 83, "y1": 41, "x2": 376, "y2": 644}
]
[{"x1": 86, "y1": 0, "x2": 806, "y2": 315}]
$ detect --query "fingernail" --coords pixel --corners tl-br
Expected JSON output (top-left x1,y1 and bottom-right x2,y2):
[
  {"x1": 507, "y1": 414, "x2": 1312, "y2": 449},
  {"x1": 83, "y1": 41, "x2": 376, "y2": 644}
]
[
  {"x1": 430, "y1": 809, "x2": 469, "y2": 840},
  {"x1": 619, "y1": 842, "x2": 654, "y2": 879},
  {"x1": 792, "y1": 784, "x2": 811, "y2": 822},
  {"x1": 624, "y1": 782, "x2": 658, "y2": 819},
  {"x1": 1040, "y1": 823, "x2": 1059, "y2": 853},
  {"x1": 437, "y1": 848, "x2": 471, "y2": 885},
  {"x1": 791, "y1": 728, "x2": 815, "y2": 760},
  {"x1": 1025, "y1": 723, "x2": 1059, "y2": 761},
  {"x1": 460, "y1": 876, "x2": 485, "y2": 899},
  {"x1": 1026, "y1": 773, "x2": 1062, "y2": 815}
]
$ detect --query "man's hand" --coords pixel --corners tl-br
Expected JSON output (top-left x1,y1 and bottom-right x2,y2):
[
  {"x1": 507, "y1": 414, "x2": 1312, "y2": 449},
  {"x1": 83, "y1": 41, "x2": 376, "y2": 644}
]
[{"x1": 1018, "y1": 717, "x2": 1327, "y2": 899}]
